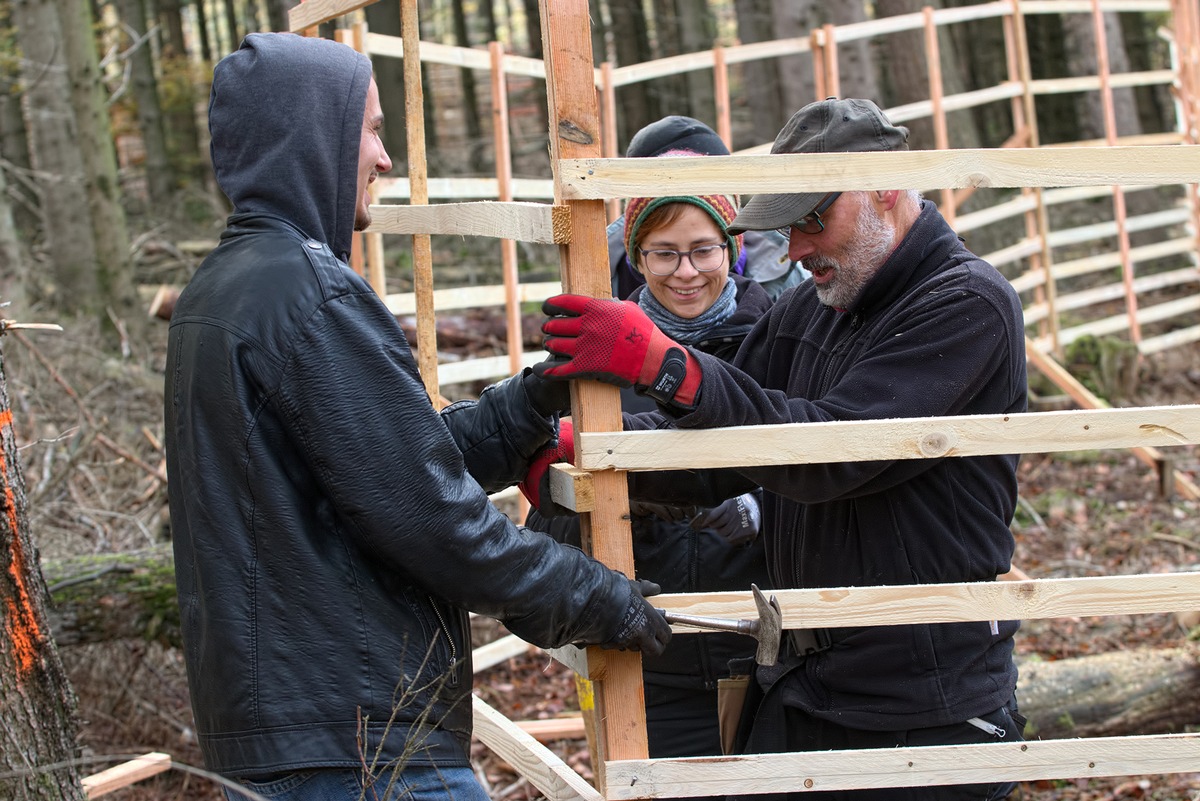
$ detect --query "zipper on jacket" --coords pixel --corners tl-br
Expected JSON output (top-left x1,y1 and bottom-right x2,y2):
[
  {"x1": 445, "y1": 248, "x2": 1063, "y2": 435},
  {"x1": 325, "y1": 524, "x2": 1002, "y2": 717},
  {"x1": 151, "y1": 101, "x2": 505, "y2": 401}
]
[
  {"x1": 430, "y1": 598, "x2": 460, "y2": 688},
  {"x1": 965, "y1": 716, "x2": 1005, "y2": 738}
]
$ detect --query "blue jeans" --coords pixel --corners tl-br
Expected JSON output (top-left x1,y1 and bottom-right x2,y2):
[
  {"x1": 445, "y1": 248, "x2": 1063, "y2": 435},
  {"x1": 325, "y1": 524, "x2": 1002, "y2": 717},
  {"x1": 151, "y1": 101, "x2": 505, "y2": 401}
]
[{"x1": 223, "y1": 766, "x2": 491, "y2": 801}]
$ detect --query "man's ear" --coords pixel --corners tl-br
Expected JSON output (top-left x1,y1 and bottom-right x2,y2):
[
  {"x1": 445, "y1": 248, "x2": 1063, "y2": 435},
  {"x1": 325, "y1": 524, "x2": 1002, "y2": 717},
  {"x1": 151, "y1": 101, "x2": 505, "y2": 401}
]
[{"x1": 876, "y1": 189, "x2": 902, "y2": 211}]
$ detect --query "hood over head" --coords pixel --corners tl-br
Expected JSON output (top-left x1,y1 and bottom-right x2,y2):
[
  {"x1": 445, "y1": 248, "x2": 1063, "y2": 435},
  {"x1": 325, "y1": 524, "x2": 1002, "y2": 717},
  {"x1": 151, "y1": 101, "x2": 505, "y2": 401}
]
[{"x1": 208, "y1": 32, "x2": 373, "y2": 261}]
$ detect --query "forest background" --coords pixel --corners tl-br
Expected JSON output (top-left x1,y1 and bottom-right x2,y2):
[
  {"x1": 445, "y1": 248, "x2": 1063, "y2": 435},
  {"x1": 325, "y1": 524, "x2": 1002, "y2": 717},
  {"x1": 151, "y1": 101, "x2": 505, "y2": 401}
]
[{"x1": 1, "y1": 0, "x2": 1199, "y2": 799}]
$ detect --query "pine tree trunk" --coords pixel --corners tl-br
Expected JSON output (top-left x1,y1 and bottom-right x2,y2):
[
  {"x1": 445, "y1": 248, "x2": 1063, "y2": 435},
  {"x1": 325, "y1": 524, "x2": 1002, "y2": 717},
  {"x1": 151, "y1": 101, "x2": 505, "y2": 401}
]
[
  {"x1": 676, "y1": 0, "x2": 715, "y2": 124},
  {"x1": 116, "y1": 0, "x2": 175, "y2": 206},
  {"x1": 609, "y1": 0, "x2": 658, "y2": 144},
  {"x1": 11, "y1": 0, "x2": 100, "y2": 311},
  {"x1": 0, "y1": 345, "x2": 87, "y2": 801},
  {"x1": 55, "y1": 0, "x2": 140, "y2": 334},
  {"x1": 1062, "y1": 11, "x2": 1142, "y2": 143},
  {"x1": 0, "y1": 165, "x2": 25, "y2": 310},
  {"x1": 451, "y1": 0, "x2": 484, "y2": 171}
]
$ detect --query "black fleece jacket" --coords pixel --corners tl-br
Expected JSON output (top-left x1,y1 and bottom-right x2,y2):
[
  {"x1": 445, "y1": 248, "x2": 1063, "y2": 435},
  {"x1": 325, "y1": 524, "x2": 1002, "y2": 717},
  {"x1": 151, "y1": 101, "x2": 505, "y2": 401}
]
[
  {"x1": 627, "y1": 201, "x2": 1028, "y2": 729},
  {"x1": 166, "y1": 33, "x2": 637, "y2": 778}
]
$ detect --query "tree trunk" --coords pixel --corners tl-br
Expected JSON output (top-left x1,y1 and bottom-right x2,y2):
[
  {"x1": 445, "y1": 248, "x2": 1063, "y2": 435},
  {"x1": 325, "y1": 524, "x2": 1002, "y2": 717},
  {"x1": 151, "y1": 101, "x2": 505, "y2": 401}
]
[
  {"x1": 0, "y1": 162, "x2": 25, "y2": 310},
  {"x1": 157, "y1": 0, "x2": 205, "y2": 185},
  {"x1": 195, "y1": 0, "x2": 214, "y2": 59},
  {"x1": 451, "y1": 0, "x2": 484, "y2": 171},
  {"x1": 873, "y1": 0, "x2": 936, "y2": 149},
  {"x1": 676, "y1": 0, "x2": 715, "y2": 124},
  {"x1": 12, "y1": 0, "x2": 100, "y2": 311},
  {"x1": 1062, "y1": 11, "x2": 1142, "y2": 144},
  {"x1": 39, "y1": 544, "x2": 1200, "y2": 743},
  {"x1": 732, "y1": 0, "x2": 787, "y2": 147},
  {"x1": 1017, "y1": 645, "x2": 1200, "y2": 739},
  {"x1": 56, "y1": 0, "x2": 140, "y2": 335},
  {"x1": 364, "y1": 2, "x2": 410, "y2": 171},
  {"x1": 0, "y1": 347, "x2": 87, "y2": 801},
  {"x1": 608, "y1": 0, "x2": 658, "y2": 144},
  {"x1": 116, "y1": 0, "x2": 174, "y2": 206}
]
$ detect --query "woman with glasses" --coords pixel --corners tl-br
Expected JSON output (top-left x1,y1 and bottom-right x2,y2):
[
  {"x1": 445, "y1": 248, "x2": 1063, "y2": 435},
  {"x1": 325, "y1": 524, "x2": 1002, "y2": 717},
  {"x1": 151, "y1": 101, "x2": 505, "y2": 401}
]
[{"x1": 525, "y1": 157, "x2": 774, "y2": 779}]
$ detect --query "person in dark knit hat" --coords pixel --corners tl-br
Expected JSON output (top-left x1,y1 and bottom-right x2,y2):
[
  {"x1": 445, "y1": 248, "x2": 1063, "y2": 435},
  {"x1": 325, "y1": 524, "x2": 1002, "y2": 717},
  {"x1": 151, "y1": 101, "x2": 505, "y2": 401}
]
[
  {"x1": 528, "y1": 97, "x2": 1028, "y2": 801},
  {"x1": 526, "y1": 157, "x2": 774, "y2": 784},
  {"x1": 606, "y1": 116, "x2": 808, "y2": 301}
]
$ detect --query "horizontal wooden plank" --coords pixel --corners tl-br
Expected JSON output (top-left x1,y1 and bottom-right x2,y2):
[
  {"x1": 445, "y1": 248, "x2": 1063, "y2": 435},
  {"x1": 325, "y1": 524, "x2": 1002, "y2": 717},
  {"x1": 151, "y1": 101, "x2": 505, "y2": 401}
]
[
  {"x1": 367, "y1": 202, "x2": 570, "y2": 244},
  {"x1": 652, "y1": 572, "x2": 1200, "y2": 631},
  {"x1": 549, "y1": 464, "x2": 596, "y2": 513},
  {"x1": 472, "y1": 633, "x2": 536, "y2": 673},
  {"x1": 604, "y1": 733, "x2": 1200, "y2": 799},
  {"x1": 578, "y1": 405, "x2": 1200, "y2": 472},
  {"x1": 472, "y1": 696, "x2": 601, "y2": 801},
  {"x1": 557, "y1": 146, "x2": 1200, "y2": 200},
  {"x1": 385, "y1": 281, "x2": 562, "y2": 316},
  {"x1": 366, "y1": 32, "x2": 552, "y2": 80},
  {"x1": 376, "y1": 176, "x2": 555, "y2": 201},
  {"x1": 82, "y1": 752, "x2": 171, "y2": 798},
  {"x1": 437, "y1": 350, "x2": 545, "y2": 386},
  {"x1": 287, "y1": 0, "x2": 373, "y2": 31},
  {"x1": 515, "y1": 716, "x2": 587, "y2": 742}
]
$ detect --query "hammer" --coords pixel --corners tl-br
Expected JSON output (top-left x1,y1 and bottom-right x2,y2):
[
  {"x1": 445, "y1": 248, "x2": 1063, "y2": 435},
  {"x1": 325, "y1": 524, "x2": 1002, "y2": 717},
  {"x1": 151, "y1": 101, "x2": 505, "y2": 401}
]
[{"x1": 662, "y1": 584, "x2": 783, "y2": 666}]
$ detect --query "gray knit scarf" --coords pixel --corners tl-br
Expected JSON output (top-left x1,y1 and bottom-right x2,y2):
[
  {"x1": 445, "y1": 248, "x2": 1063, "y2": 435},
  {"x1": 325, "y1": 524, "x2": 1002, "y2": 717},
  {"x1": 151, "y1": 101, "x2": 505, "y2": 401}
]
[{"x1": 637, "y1": 277, "x2": 737, "y2": 345}]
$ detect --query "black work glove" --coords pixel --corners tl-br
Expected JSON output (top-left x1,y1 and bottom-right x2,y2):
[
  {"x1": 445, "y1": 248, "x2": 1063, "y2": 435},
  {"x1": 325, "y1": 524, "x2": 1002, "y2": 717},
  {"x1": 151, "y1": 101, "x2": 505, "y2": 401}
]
[
  {"x1": 628, "y1": 500, "x2": 700, "y2": 523},
  {"x1": 521, "y1": 367, "x2": 572, "y2": 417},
  {"x1": 593, "y1": 578, "x2": 671, "y2": 657},
  {"x1": 691, "y1": 492, "x2": 761, "y2": 547}
]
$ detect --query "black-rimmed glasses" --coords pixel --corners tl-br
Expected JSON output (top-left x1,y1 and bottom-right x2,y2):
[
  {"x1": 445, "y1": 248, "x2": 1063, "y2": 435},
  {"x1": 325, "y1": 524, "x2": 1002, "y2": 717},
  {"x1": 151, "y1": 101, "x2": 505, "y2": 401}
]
[
  {"x1": 636, "y1": 242, "x2": 729, "y2": 276},
  {"x1": 776, "y1": 192, "x2": 841, "y2": 238}
]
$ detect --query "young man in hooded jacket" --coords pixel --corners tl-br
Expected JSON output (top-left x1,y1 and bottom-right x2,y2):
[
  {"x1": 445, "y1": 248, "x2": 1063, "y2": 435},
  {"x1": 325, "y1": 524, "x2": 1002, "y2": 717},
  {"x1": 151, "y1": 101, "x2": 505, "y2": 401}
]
[
  {"x1": 526, "y1": 98, "x2": 1028, "y2": 801},
  {"x1": 165, "y1": 33, "x2": 670, "y2": 801}
]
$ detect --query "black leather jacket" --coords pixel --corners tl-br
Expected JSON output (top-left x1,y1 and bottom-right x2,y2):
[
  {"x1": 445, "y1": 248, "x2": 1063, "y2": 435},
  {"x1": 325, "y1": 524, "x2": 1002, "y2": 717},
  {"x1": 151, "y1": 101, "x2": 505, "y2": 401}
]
[{"x1": 173, "y1": 35, "x2": 641, "y2": 778}]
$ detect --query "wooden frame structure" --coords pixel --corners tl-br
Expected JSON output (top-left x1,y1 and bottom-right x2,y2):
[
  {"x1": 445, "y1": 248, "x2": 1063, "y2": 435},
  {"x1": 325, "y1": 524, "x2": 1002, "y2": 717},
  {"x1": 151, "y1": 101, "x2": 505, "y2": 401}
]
[{"x1": 281, "y1": 0, "x2": 1200, "y2": 798}]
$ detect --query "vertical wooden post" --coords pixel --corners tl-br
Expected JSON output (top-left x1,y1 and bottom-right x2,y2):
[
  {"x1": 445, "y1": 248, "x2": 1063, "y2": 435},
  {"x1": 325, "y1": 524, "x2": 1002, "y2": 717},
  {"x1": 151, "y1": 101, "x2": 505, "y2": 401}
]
[
  {"x1": 401, "y1": 0, "x2": 440, "y2": 406},
  {"x1": 1091, "y1": 0, "x2": 1141, "y2": 346},
  {"x1": 538, "y1": 0, "x2": 649, "y2": 790},
  {"x1": 822, "y1": 23, "x2": 839, "y2": 99},
  {"x1": 811, "y1": 28, "x2": 827, "y2": 101},
  {"x1": 1011, "y1": 0, "x2": 1061, "y2": 358},
  {"x1": 713, "y1": 45, "x2": 731, "y2": 152},
  {"x1": 600, "y1": 61, "x2": 620, "y2": 223},
  {"x1": 490, "y1": 40, "x2": 530, "y2": 521},
  {"x1": 924, "y1": 7, "x2": 954, "y2": 224},
  {"x1": 1172, "y1": 0, "x2": 1200, "y2": 265}
]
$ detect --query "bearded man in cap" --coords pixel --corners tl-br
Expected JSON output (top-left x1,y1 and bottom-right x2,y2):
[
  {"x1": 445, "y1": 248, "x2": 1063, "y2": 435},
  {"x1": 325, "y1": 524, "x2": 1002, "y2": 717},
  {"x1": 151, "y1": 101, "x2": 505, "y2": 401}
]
[{"x1": 524, "y1": 98, "x2": 1028, "y2": 800}]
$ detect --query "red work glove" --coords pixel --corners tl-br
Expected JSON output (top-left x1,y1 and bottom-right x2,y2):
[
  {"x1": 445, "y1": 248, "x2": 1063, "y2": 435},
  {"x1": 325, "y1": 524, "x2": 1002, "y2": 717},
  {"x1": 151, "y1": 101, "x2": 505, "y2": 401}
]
[
  {"x1": 534, "y1": 294, "x2": 702, "y2": 408},
  {"x1": 519, "y1": 420, "x2": 575, "y2": 516}
]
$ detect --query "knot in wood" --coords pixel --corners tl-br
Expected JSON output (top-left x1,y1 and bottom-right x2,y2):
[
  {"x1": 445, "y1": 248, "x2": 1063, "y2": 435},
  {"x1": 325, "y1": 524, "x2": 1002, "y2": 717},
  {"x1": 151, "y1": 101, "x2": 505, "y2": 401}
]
[
  {"x1": 918, "y1": 431, "x2": 953, "y2": 457},
  {"x1": 557, "y1": 120, "x2": 595, "y2": 145}
]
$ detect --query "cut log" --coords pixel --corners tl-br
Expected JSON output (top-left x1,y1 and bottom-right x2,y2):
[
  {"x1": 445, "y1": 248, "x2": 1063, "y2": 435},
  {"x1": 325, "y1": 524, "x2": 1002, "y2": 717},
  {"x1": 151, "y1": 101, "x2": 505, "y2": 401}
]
[
  {"x1": 41, "y1": 547, "x2": 1200, "y2": 741},
  {"x1": 1016, "y1": 644, "x2": 1200, "y2": 739}
]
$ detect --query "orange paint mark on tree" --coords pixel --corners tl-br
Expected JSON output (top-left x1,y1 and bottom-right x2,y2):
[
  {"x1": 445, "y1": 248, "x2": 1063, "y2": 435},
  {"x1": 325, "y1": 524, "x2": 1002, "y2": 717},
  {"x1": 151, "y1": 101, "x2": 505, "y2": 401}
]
[{"x1": 0, "y1": 407, "x2": 41, "y2": 679}]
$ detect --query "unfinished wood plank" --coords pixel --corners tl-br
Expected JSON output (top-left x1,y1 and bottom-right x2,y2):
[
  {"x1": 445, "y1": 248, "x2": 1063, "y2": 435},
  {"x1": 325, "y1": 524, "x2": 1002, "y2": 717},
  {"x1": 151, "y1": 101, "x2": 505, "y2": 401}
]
[
  {"x1": 472, "y1": 633, "x2": 536, "y2": 673},
  {"x1": 557, "y1": 146, "x2": 1200, "y2": 200},
  {"x1": 385, "y1": 281, "x2": 561, "y2": 316},
  {"x1": 544, "y1": 643, "x2": 597, "y2": 681},
  {"x1": 368, "y1": 202, "x2": 569, "y2": 243},
  {"x1": 540, "y1": 0, "x2": 648, "y2": 781},
  {"x1": 436, "y1": 352, "x2": 545, "y2": 386},
  {"x1": 652, "y1": 572, "x2": 1200, "y2": 631},
  {"x1": 516, "y1": 716, "x2": 587, "y2": 742},
  {"x1": 82, "y1": 752, "x2": 171, "y2": 798},
  {"x1": 548, "y1": 464, "x2": 595, "y2": 512},
  {"x1": 577, "y1": 405, "x2": 1200, "y2": 472},
  {"x1": 472, "y1": 696, "x2": 602, "y2": 801},
  {"x1": 366, "y1": 32, "x2": 556, "y2": 81},
  {"x1": 287, "y1": 0, "x2": 372, "y2": 31},
  {"x1": 376, "y1": 176, "x2": 555, "y2": 201},
  {"x1": 603, "y1": 734, "x2": 1200, "y2": 799}
]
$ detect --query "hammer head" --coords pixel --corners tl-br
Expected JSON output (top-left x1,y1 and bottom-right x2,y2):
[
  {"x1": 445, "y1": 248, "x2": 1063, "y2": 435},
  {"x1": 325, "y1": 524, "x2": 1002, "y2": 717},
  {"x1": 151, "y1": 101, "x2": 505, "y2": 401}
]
[{"x1": 751, "y1": 584, "x2": 783, "y2": 667}]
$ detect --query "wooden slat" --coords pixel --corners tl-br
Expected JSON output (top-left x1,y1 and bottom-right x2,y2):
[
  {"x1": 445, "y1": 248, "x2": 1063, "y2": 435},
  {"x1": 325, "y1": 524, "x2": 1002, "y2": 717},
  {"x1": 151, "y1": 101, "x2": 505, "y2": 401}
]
[
  {"x1": 82, "y1": 752, "x2": 171, "y2": 798},
  {"x1": 287, "y1": 0, "x2": 373, "y2": 31},
  {"x1": 651, "y1": 572, "x2": 1200, "y2": 630},
  {"x1": 548, "y1": 465, "x2": 596, "y2": 513},
  {"x1": 557, "y1": 146, "x2": 1200, "y2": 200},
  {"x1": 472, "y1": 633, "x2": 536, "y2": 673},
  {"x1": 376, "y1": 176, "x2": 555, "y2": 200},
  {"x1": 603, "y1": 734, "x2": 1200, "y2": 800},
  {"x1": 367, "y1": 202, "x2": 570, "y2": 243},
  {"x1": 577, "y1": 405, "x2": 1200, "y2": 472},
  {"x1": 366, "y1": 32, "x2": 550, "y2": 79},
  {"x1": 472, "y1": 696, "x2": 602, "y2": 801},
  {"x1": 436, "y1": 351, "x2": 546, "y2": 386},
  {"x1": 515, "y1": 716, "x2": 587, "y2": 742},
  {"x1": 384, "y1": 281, "x2": 561, "y2": 316}
]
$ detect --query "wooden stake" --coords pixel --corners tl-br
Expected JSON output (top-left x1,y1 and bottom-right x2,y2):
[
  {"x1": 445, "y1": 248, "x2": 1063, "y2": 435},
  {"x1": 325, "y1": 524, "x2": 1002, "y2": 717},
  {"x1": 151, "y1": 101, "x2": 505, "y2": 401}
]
[
  {"x1": 401, "y1": 0, "x2": 440, "y2": 406},
  {"x1": 539, "y1": 0, "x2": 649, "y2": 788},
  {"x1": 600, "y1": 61, "x2": 620, "y2": 224},
  {"x1": 924, "y1": 7, "x2": 955, "y2": 224},
  {"x1": 713, "y1": 45, "x2": 731, "y2": 151}
]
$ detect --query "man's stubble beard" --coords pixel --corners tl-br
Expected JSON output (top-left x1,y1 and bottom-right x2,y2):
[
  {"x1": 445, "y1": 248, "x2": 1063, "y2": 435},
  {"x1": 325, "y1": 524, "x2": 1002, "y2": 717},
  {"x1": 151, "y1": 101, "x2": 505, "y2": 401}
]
[{"x1": 813, "y1": 203, "x2": 896, "y2": 309}]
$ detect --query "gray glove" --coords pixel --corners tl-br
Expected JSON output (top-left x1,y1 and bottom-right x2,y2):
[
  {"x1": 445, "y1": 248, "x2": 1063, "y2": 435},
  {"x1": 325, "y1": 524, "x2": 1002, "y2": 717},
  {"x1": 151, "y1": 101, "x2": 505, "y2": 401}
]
[
  {"x1": 593, "y1": 578, "x2": 672, "y2": 657},
  {"x1": 691, "y1": 492, "x2": 761, "y2": 547}
]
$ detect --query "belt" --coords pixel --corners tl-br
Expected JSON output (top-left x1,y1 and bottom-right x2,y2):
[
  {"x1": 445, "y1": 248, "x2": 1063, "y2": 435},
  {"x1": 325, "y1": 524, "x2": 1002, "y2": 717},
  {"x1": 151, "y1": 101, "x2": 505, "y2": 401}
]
[{"x1": 786, "y1": 627, "x2": 833, "y2": 657}]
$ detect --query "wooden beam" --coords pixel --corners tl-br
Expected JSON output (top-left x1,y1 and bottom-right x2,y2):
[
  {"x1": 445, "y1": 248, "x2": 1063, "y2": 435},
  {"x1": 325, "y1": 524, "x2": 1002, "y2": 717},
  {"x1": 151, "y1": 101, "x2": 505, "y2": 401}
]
[
  {"x1": 651, "y1": 572, "x2": 1200, "y2": 631},
  {"x1": 603, "y1": 734, "x2": 1200, "y2": 799},
  {"x1": 472, "y1": 696, "x2": 603, "y2": 801},
  {"x1": 472, "y1": 633, "x2": 536, "y2": 672},
  {"x1": 384, "y1": 281, "x2": 562, "y2": 316},
  {"x1": 82, "y1": 752, "x2": 171, "y2": 798},
  {"x1": 576, "y1": 405, "x2": 1200, "y2": 472},
  {"x1": 367, "y1": 202, "x2": 570, "y2": 243},
  {"x1": 287, "y1": 0, "x2": 372, "y2": 32},
  {"x1": 548, "y1": 464, "x2": 595, "y2": 512},
  {"x1": 556, "y1": 146, "x2": 1200, "y2": 200}
]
